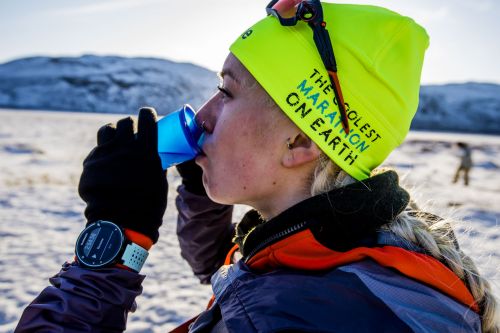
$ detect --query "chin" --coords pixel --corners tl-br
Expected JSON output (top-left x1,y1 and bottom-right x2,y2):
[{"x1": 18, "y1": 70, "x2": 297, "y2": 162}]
[
  {"x1": 206, "y1": 190, "x2": 234, "y2": 206},
  {"x1": 205, "y1": 185, "x2": 237, "y2": 206},
  {"x1": 203, "y1": 172, "x2": 240, "y2": 205}
]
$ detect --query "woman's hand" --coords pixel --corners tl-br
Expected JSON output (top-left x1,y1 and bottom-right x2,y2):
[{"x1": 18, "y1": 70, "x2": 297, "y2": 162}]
[
  {"x1": 78, "y1": 107, "x2": 168, "y2": 243},
  {"x1": 272, "y1": 0, "x2": 302, "y2": 17},
  {"x1": 176, "y1": 158, "x2": 206, "y2": 196}
]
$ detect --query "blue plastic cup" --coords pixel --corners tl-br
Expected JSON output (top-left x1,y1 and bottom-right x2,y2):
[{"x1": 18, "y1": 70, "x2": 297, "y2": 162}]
[{"x1": 157, "y1": 104, "x2": 205, "y2": 169}]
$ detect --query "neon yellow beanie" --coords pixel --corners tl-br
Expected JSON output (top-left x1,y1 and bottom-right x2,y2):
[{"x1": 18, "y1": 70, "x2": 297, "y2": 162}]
[{"x1": 230, "y1": 3, "x2": 429, "y2": 180}]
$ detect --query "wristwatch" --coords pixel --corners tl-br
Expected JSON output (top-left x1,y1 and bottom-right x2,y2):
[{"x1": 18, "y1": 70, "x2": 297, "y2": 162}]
[{"x1": 75, "y1": 220, "x2": 149, "y2": 273}]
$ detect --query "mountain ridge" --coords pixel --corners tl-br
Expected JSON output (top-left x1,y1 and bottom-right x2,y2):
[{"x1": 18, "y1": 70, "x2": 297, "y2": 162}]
[
  {"x1": 0, "y1": 55, "x2": 218, "y2": 115},
  {"x1": 0, "y1": 55, "x2": 498, "y2": 134}
]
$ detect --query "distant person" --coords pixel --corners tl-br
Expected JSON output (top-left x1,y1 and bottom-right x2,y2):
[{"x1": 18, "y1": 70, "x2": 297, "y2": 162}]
[
  {"x1": 453, "y1": 142, "x2": 473, "y2": 186},
  {"x1": 16, "y1": 1, "x2": 499, "y2": 332}
]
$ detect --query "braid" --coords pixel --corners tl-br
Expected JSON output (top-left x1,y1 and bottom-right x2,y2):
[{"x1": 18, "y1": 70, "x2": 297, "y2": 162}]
[
  {"x1": 311, "y1": 153, "x2": 500, "y2": 333},
  {"x1": 388, "y1": 211, "x2": 500, "y2": 333},
  {"x1": 310, "y1": 154, "x2": 355, "y2": 195}
]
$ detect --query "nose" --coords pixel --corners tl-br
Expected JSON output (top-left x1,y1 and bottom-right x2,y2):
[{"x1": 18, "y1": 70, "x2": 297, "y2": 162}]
[{"x1": 195, "y1": 92, "x2": 222, "y2": 135}]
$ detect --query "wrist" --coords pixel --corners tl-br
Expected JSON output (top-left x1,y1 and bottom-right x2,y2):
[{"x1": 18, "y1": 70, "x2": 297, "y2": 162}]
[
  {"x1": 114, "y1": 229, "x2": 153, "y2": 271},
  {"x1": 75, "y1": 221, "x2": 152, "y2": 273}
]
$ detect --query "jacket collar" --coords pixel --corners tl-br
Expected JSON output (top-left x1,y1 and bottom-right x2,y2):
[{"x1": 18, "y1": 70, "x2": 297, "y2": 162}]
[
  {"x1": 235, "y1": 170, "x2": 410, "y2": 257},
  {"x1": 242, "y1": 228, "x2": 479, "y2": 313},
  {"x1": 231, "y1": 171, "x2": 478, "y2": 313}
]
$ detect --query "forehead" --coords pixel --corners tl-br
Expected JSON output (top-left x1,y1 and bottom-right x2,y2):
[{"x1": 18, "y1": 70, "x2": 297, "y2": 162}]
[{"x1": 219, "y1": 54, "x2": 253, "y2": 86}]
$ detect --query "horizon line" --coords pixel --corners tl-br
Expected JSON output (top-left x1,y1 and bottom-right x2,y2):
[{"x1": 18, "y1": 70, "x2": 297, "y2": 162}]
[{"x1": 1, "y1": 52, "x2": 499, "y2": 86}]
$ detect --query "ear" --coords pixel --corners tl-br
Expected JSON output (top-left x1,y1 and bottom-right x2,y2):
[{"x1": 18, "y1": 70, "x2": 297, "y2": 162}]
[{"x1": 282, "y1": 133, "x2": 321, "y2": 168}]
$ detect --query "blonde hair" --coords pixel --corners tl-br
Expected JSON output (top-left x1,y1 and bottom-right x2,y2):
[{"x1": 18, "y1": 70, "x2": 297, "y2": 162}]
[{"x1": 311, "y1": 153, "x2": 500, "y2": 333}]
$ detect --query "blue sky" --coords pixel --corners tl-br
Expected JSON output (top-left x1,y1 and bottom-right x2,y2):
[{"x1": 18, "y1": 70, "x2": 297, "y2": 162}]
[{"x1": 1, "y1": 0, "x2": 499, "y2": 84}]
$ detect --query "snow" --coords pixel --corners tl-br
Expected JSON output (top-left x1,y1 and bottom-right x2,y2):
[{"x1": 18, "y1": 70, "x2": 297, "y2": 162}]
[{"x1": 0, "y1": 109, "x2": 499, "y2": 332}]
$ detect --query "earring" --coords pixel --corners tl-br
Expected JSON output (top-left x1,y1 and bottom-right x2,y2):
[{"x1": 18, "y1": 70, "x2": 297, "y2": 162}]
[{"x1": 286, "y1": 137, "x2": 293, "y2": 150}]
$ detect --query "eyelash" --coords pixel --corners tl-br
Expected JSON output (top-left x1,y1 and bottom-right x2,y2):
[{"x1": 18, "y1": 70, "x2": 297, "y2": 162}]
[{"x1": 217, "y1": 85, "x2": 232, "y2": 98}]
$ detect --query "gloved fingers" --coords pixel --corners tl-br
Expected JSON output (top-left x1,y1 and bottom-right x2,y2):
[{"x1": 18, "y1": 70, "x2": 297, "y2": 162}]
[
  {"x1": 97, "y1": 123, "x2": 117, "y2": 146},
  {"x1": 137, "y1": 107, "x2": 158, "y2": 152},
  {"x1": 115, "y1": 116, "x2": 136, "y2": 142},
  {"x1": 176, "y1": 158, "x2": 202, "y2": 178},
  {"x1": 176, "y1": 158, "x2": 206, "y2": 195}
]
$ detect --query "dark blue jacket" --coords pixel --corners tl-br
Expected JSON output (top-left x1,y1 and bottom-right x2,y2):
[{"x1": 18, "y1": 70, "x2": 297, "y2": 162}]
[
  {"x1": 16, "y1": 171, "x2": 481, "y2": 332},
  {"x1": 187, "y1": 240, "x2": 480, "y2": 332}
]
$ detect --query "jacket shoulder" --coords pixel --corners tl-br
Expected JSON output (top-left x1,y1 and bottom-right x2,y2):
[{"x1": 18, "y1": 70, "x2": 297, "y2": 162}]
[
  {"x1": 213, "y1": 261, "x2": 410, "y2": 333},
  {"x1": 213, "y1": 260, "x2": 481, "y2": 333}
]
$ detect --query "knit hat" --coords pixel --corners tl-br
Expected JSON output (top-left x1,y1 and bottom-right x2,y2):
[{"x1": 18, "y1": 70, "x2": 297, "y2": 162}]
[{"x1": 230, "y1": 2, "x2": 429, "y2": 180}]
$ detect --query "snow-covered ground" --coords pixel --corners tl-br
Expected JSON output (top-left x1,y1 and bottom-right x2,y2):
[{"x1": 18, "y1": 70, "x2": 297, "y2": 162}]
[{"x1": 0, "y1": 109, "x2": 499, "y2": 332}]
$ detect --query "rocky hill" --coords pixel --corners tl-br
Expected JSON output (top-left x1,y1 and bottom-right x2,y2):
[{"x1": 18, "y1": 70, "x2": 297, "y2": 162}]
[
  {"x1": 0, "y1": 55, "x2": 218, "y2": 114},
  {"x1": 0, "y1": 55, "x2": 499, "y2": 133},
  {"x1": 414, "y1": 83, "x2": 500, "y2": 134}
]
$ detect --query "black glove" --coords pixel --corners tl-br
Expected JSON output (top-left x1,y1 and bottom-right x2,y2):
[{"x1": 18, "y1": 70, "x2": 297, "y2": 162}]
[
  {"x1": 78, "y1": 107, "x2": 167, "y2": 243},
  {"x1": 176, "y1": 159, "x2": 206, "y2": 196}
]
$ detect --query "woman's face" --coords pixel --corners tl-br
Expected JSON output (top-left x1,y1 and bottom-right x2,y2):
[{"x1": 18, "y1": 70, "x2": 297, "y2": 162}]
[{"x1": 195, "y1": 54, "x2": 293, "y2": 208}]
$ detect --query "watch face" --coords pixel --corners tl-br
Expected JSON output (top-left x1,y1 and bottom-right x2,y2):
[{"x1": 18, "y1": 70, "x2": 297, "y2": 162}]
[{"x1": 75, "y1": 221, "x2": 124, "y2": 268}]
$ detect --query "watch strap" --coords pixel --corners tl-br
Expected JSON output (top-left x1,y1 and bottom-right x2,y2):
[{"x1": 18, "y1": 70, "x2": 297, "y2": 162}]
[
  {"x1": 122, "y1": 243, "x2": 149, "y2": 272},
  {"x1": 124, "y1": 228, "x2": 153, "y2": 250}
]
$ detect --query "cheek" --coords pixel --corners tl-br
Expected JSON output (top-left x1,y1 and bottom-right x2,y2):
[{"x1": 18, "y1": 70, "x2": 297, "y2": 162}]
[
  {"x1": 219, "y1": 150, "x2": 254, "y2": 184},
  {"x1": 206, "y1": 149, "x2": 258, "y2": 201},
  {"x1": 203, "y1": 108, "x2": 281, "y2": 201},
  {"x1": 203, "y1": 166, "x2": 242, "y2": 205}
]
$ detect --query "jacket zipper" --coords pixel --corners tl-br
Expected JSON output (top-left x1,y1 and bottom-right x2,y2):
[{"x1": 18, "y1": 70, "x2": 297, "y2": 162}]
[{"x1": 244, "y1": 221, "x2": 308, "y2": 262}]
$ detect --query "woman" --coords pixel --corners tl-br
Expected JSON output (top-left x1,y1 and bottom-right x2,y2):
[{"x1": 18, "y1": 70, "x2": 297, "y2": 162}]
[{"x1": 16, "y1": 1, "x2": 499, "y2": 332}]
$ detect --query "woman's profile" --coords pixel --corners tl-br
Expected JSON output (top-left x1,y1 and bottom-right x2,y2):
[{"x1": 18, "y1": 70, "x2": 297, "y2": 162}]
[{"x1": 16, "y1": 1, "x2": 499, "y2": 332}]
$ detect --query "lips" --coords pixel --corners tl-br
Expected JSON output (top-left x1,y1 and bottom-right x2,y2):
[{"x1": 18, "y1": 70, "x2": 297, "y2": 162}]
[
  {"x1": 195, "y1": 152, "x2": 207, "y2": 164},
  {"x1": 199, "y1": 140, "x2": 209, "y2": 157},
  {"x1": 196, "y1": 146, "x2": 207, "y2": 162}
]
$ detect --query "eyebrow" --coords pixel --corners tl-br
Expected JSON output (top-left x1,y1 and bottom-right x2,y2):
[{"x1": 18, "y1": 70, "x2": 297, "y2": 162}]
[{"x1": 218, "y1": 69, "x2": 240, "y2": 85}]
